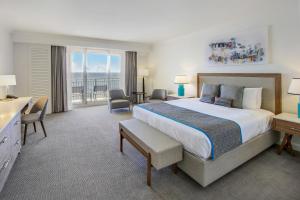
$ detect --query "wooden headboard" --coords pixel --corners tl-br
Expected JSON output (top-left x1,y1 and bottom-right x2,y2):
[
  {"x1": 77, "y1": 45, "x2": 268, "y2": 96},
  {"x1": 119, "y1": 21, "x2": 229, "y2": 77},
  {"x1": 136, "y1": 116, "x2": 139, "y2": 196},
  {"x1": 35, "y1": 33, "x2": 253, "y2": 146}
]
[{"x1": 197, "y1": 73, "x2": 282, "y2": 114}]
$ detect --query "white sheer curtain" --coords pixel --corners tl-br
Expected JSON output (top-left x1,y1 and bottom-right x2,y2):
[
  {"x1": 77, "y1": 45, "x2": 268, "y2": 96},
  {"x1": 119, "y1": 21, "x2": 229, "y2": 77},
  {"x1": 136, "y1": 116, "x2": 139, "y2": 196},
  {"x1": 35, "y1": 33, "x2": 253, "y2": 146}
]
[{"x1": 66, "y1": 47, "x2": 73, "y2": 110}]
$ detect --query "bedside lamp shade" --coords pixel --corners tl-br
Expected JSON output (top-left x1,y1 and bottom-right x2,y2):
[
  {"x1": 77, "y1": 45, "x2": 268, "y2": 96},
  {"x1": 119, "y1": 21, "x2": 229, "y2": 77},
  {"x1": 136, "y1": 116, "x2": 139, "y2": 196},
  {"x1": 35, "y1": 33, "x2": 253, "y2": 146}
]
[
  {"x1": 288, "y1": 78, "x2": 300, "y2": 95},
  {"x1": 288, "y1": 78, "x2": 300, "y2": 118},
  {"x1": 174, "y1": 75, "x2": 188, "y2": 84},
  {"x1": 138, "y1": 68, "x2": 149, "y2": 77},
  {"x1": 174, "y1": 75, "x2": 188, "y2": 96},
  {"x1": 0, "y1": 75, "x2": 16, "y2": 86},
  {"x1": 0, "y1": 75, "x2": 16, "y2": 99}
]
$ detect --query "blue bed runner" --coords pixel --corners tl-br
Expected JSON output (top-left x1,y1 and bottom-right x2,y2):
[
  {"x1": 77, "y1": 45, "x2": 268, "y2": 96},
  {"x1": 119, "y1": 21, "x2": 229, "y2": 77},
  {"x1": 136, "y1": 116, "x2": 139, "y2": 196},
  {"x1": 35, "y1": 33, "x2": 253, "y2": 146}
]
[{"x1": 137, "y1": 103, "x2": 242, "y2": 160}]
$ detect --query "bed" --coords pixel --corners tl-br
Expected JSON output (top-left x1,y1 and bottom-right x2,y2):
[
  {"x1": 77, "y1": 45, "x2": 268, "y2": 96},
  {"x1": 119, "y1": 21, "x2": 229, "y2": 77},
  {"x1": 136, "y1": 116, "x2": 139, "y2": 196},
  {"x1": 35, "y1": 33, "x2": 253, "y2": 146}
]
[{"x1": 133, "y1": 73, "x2": 282, "y2": 187}]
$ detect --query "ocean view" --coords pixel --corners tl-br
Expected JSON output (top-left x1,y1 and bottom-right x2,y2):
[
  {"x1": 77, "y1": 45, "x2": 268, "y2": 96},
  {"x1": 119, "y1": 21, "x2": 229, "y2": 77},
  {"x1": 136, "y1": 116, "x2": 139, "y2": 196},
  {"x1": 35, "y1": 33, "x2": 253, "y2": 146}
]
[{"x1": 72, "y1": 72, "x2": 121, "y2": 81}]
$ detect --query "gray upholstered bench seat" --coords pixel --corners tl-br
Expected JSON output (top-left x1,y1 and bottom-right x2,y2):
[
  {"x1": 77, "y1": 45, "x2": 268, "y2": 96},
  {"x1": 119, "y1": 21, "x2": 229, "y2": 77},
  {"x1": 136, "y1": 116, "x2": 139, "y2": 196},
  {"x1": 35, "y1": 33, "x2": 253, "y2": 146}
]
[{"x1": 119, "y1": 119, "x2": 183, "y2": 186}]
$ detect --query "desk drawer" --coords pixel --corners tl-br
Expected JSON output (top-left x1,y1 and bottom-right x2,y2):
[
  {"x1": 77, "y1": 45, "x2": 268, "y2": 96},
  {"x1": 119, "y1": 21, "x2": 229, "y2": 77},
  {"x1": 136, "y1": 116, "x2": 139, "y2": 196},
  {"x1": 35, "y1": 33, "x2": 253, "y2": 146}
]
[
  {"x1": 0, "y1": 113, "x2": 21, "y2": 165},
  {"x1": 0, "y1": 154, "x2": 12, "y2": 192},
  {"x1": 0, "y1": 127, "x2": 10, "y2": 164},
  {"x1": 11, "y1": 113, "x2": 21, "y2": 157}
]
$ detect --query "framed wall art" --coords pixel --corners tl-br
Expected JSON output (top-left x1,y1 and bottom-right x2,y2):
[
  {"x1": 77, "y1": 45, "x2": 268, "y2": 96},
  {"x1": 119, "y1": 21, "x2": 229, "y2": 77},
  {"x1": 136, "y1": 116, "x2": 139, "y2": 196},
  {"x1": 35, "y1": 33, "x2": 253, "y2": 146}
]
[{"x1": 206, "y1": 27, "x2": 270, "y2": 65}]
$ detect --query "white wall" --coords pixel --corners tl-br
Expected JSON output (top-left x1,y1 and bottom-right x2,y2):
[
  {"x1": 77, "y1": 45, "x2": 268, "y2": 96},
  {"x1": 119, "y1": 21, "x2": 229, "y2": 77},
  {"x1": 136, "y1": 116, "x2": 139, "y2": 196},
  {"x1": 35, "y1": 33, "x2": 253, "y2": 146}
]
[
  {"x1": 148, "y1": 0, "x2": 300, "y2": 149},
  {"x1": 12, "y1": 31, "x2": 151, "y2": 53},
  {"x1": 0, "y1": 28, "x2": 13, "y2": 74},
  {"x1": 0, "y1": 28, "x2": 13, "y2": 95},
  {"x1": 13, "y1": 43, "x2": 31, "y2": 97}
]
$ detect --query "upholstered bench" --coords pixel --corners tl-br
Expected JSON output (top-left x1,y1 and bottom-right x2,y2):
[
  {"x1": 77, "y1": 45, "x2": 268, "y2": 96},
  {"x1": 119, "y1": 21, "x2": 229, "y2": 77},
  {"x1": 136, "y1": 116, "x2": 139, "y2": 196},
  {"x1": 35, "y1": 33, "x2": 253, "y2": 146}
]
[{"x1": 119, "y1": 119, "x2": 183, "y2": 186}]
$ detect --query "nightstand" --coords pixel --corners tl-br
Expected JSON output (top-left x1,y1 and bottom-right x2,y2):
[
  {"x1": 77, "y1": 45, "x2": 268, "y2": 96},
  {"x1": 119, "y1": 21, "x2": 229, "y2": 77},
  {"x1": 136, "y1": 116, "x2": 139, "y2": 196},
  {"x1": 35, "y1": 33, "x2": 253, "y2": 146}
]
[
  {"x1": 167, "y1": 94, "x2": 195, "y2": 101},
  {"x1": 273, "y1": 113, "x2": 300, "y2": 156}
]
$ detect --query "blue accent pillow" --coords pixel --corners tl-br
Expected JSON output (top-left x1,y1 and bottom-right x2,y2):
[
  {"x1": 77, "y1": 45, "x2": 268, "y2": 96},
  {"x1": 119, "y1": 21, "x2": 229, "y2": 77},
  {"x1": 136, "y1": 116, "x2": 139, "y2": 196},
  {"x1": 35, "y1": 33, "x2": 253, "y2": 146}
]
[
  {"x1": 214, "y1": 97, "x2": 233, "y2": 107},
  {"x1": 199, "y1": 95, "x2": 215, "y2": 104}
]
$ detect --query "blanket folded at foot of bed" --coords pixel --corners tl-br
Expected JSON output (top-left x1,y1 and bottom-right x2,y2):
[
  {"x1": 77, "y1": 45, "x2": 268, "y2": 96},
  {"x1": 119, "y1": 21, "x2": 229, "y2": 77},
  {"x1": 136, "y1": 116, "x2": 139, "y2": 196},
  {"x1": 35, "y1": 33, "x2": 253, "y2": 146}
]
[{"x1": 137, "y1": 103, "x2": 242, "y2": 160}]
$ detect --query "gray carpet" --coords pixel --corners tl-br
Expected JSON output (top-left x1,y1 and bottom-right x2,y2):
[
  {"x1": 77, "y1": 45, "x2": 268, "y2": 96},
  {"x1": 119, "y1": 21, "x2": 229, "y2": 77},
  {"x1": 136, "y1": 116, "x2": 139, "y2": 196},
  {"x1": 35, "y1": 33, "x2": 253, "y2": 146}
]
[{"x1": 0, "y1": 106, "x2": 300, "y2": 200}]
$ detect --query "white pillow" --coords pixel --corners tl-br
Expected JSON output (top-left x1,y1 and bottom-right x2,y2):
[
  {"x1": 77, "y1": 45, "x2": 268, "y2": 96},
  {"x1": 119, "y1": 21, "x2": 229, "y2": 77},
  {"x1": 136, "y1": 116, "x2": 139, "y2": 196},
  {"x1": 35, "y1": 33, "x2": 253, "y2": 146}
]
[{"x1": 242, "y1": 88, "x2": 262, "y2": 109}]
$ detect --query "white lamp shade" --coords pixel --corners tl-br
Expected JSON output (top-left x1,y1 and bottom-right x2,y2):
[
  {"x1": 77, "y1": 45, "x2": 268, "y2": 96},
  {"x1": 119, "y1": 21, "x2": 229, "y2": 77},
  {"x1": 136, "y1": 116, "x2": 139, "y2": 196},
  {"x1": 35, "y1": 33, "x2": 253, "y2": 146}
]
[
  {"x1": 174, "y1": 75, "x2": 189, "y2": 84},
  {"x1": 138, "y1": 68, "x2": 149, "y2": 77},
  {"x1": 288, "y1": 78, "x2": 300, "y2": 95},
  {"x1": 0, "y1": 75, "x2": 16, "y2": 86}
]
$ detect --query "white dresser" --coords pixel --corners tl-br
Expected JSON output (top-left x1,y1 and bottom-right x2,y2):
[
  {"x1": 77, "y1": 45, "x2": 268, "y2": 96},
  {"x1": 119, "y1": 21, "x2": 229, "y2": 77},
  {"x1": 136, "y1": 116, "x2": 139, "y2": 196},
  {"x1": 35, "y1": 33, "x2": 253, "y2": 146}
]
[{"x1": 0, "y1": 97, "x2": 31, "y2": 192}]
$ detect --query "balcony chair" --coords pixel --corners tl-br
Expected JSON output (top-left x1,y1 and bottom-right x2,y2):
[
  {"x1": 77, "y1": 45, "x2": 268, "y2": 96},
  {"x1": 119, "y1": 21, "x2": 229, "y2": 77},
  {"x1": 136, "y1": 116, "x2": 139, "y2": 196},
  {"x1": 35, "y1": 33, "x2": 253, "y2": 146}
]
[
  {"x1": 145, "y1": 89, "x2": 168, "y2": 103},
  {"x1": 72, "y1": 86, "x2": 84, "y2": 103},
  {"x1": 108, "y1": 89, "x2": 131, "y2": 112},
  {"x1": 21, "y1": 96, "x2": 48, "y2": 145},
  {"x1": 93, "y1": 85, "x2": 108, "y2": 100}
]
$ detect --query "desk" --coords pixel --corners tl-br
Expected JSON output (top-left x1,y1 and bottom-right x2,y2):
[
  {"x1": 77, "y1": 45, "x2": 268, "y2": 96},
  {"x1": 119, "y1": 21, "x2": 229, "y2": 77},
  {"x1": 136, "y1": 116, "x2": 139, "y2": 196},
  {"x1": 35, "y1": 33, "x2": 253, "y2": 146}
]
[
  {"x1": 0, "y1": 97, "x2": 32, "y2": 132},
  {"x1": 0, "y1": 97, "x2": 32, "y2": 192}
]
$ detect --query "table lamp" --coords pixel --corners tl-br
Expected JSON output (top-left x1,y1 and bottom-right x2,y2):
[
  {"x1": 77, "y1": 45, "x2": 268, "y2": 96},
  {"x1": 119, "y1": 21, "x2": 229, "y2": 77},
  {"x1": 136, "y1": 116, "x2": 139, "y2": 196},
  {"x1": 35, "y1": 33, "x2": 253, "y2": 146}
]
[
  {"x1": 138, "y1": 68, "x2": 149, "y2": 96},
  {"x1": 0, "y1": 75, "x2": 16, "y2": 99},
  {"x1": 288, "y1": 78, "x2": 300, "y2": 118},
  {"x1": 174, "y1": 75, "x2": 188, "y2": 96}
]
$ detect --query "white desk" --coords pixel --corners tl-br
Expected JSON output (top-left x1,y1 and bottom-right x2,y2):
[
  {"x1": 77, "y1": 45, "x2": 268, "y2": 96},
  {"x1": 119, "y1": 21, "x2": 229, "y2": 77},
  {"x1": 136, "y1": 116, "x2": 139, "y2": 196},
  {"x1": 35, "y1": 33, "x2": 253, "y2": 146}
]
[
  {"x1": 0, "y1": 97, "x2": 32, "y2": 132},
  {"x1": 0, "y1": 97, "x2": 31, "y2": 192}
]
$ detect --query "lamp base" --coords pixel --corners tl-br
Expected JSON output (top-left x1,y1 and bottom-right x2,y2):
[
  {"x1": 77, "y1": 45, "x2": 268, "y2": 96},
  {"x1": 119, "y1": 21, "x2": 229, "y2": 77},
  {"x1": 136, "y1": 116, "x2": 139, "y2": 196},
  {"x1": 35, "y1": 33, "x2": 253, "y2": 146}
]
[
  {"x1": 178, "y1": 84, "x2": 185, "y2": 96},
  {"x1": 298, "y1": 103, "x2": 300, "y2": 118},
  {"x1": 142, "y1": 76, "x2": 145, "y2": 100}
]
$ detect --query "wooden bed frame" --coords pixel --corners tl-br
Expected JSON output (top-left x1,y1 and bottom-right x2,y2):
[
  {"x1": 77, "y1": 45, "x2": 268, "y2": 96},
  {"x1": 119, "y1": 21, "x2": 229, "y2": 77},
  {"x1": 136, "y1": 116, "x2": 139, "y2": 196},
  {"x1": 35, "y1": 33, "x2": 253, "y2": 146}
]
[{"x1": 177, "y1": 73, "x2": 282, "y2": 187}]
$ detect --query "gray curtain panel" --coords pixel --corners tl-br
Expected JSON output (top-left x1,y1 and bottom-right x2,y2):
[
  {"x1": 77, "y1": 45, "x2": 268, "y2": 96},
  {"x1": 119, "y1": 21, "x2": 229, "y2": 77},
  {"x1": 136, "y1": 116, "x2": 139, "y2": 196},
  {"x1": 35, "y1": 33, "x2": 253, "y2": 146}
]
[
  {"x1": 125, "y1": 51, "x2": 137, "y2": 103},
  {"x1": 51, "y1": 46, "x2": 68, "y2": 113}
]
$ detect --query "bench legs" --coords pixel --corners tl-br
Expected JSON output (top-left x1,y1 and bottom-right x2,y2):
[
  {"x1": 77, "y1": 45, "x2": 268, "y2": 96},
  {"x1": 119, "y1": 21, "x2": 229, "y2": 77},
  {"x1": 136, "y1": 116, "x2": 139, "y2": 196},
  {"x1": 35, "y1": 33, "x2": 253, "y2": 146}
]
[
  {"x1": 120, "y1": 128, "x2": 153, "y2": 186},
  {"x1": 120, "y1": 132, "x2": 123, "y2": 153},
  {"x1": 147, "y1": 153, "x2": 152, "y2": 186},
  {"x1": 119, "y1": 128, "x2": 176, "y2": 187},
  {"x1": 172, "y1": 164, "x2": 178, "y2": 174}
]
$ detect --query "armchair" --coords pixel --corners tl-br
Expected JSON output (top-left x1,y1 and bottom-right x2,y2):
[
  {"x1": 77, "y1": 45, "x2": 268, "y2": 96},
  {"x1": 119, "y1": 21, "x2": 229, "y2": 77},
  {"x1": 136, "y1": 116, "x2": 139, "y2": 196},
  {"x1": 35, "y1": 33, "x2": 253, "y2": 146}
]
[
  {"x1": 145, "y1": 89, "x2": 168, "y2": 103},
  {"x1": 108, "y1": 89, "x2": 131, "y2": 112}
]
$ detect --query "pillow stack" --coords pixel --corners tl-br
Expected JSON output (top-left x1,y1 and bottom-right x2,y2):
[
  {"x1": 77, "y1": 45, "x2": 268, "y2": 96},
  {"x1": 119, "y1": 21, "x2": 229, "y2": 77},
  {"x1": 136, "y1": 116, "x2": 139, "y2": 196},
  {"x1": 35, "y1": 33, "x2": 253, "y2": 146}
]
[{"x1": 199, "y1": 83, "x2": 262, "y2": 109}]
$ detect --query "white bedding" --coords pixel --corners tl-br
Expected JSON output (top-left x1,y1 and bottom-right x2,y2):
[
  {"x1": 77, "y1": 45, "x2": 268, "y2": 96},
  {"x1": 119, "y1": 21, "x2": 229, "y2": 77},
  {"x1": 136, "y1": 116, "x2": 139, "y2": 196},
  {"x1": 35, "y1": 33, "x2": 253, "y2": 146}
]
[{"x1": 133, "y1": 98, "x2": 274, "y2": 159}]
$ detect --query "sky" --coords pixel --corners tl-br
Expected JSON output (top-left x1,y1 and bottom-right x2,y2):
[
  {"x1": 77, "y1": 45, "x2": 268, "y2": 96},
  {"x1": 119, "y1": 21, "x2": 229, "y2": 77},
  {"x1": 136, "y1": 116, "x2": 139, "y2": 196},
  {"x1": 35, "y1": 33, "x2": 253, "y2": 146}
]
[{"x1": 72, "y1": 52, "x2": 121, "y2": 73}]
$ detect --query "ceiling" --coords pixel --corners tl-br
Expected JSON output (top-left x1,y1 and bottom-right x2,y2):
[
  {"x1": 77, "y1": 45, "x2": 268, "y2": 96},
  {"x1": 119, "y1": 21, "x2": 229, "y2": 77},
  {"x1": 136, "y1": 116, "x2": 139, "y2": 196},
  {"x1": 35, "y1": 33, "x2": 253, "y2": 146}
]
[{"x1": 0, "y1": 0, "x2": 294, "y2": 43}]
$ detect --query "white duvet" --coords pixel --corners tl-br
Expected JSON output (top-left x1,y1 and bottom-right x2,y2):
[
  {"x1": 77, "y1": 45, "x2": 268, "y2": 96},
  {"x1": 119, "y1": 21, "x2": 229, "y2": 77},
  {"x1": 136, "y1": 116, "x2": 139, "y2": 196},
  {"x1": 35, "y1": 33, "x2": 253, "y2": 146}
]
[{"x1": 133, "y1": 98, "x2": 274, "y2": 159}]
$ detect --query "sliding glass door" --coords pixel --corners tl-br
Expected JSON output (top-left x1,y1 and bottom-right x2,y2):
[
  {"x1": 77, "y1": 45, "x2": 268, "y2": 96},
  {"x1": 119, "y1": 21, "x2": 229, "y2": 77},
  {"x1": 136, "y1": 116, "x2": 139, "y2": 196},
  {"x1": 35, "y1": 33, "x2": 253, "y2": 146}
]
[{"x1": 70, "y1": 47, "x2": 123, "y2": 106}]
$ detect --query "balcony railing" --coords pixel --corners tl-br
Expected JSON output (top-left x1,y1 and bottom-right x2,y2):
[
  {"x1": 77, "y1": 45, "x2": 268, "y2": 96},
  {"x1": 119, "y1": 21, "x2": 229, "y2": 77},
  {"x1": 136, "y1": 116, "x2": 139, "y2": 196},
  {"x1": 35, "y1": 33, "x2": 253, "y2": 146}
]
[{"x1": 72, "y1": 78, "x2": 120, "y2": 104}]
